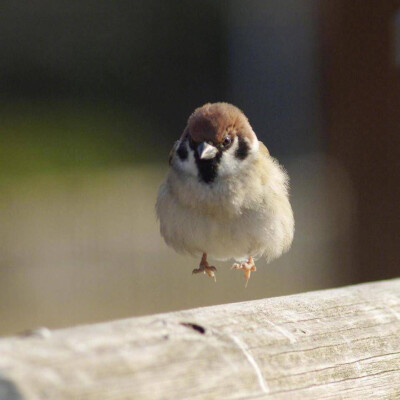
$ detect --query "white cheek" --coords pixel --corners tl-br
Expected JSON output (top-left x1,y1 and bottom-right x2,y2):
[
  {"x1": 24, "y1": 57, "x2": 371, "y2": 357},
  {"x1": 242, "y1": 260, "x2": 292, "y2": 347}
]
[
  {"x1": 173, "y1": 142, "x2": 198, "y2": 177},
  {"x1": 218, "y1": 137, "x2": 257, "y2": 178},
  {"x1": 218, "y1": 139, "x2": 242, "y2": 177},
  {"x1": 252, "y1": 138, "x2": 259, "y2": 152}
]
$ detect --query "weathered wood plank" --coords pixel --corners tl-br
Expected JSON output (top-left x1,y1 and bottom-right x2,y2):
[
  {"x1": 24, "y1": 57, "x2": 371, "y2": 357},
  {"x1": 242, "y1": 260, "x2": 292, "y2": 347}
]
[{"x1": 1, "y1": 279, "x2": 400, "y2": 399}]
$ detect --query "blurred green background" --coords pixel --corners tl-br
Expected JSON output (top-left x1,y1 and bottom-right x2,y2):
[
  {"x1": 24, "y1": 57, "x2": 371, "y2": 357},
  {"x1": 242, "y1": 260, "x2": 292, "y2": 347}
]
[{"x1": 0, "y1": 0, "x2": 399, "y2": 336}]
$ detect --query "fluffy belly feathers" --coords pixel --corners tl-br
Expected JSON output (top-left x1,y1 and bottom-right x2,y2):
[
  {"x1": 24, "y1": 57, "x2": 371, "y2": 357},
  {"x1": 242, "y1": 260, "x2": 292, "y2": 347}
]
[{"x1": 156, "y1": 180, "x2": 293, "y2": 262}]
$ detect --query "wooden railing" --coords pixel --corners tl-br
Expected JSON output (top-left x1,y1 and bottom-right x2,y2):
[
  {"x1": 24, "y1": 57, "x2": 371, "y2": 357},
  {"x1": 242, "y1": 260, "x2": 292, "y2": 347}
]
[{"x1": 1, "y1": 279, "x2": 400, "y2": 399}]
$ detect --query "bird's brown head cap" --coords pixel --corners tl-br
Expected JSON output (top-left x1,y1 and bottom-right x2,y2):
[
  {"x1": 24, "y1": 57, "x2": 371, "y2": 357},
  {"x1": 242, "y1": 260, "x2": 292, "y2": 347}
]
[{"x1": 185, "y1": 102, "x2": 257, "y2": 145}]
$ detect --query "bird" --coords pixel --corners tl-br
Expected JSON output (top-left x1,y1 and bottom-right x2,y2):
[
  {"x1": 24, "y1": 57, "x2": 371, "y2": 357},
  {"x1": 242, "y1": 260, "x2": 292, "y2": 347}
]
[{"x1": 156, "y1": 102, "x2": 294, "y2": 286}]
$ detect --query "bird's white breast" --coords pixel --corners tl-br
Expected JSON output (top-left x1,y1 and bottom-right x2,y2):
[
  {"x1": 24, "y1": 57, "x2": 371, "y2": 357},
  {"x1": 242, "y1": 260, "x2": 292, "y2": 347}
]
[{"x1": 156, "y1": 151, "x2": 294, "y2": 263}]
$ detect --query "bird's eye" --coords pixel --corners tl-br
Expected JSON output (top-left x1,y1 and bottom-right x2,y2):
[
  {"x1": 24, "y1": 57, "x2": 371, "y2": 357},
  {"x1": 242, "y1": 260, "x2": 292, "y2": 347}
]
[{"x1": 222, "y1": 136, "x2": 232, "y2": 147}]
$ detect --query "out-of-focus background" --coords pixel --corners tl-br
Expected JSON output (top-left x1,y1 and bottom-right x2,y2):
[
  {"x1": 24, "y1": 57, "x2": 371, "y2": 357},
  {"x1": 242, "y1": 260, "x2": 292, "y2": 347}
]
[{"x1": 1, "y1": 0, "x2": 399, "y2": 336}]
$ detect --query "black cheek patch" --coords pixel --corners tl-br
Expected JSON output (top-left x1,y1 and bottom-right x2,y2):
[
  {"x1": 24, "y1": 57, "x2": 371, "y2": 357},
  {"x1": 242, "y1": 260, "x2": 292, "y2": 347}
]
[
  {"x1": 235, "y1": 136, "x2": 250, "y2": 160},
  {"x1": 177, "y1": 141, "x2": 188, "y2": 161}
]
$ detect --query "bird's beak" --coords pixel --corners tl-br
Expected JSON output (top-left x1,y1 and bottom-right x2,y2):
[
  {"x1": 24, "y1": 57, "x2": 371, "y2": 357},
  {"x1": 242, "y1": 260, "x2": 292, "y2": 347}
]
[{"x1": 197, "y1": 142, "x2": 218, "y2": 160}]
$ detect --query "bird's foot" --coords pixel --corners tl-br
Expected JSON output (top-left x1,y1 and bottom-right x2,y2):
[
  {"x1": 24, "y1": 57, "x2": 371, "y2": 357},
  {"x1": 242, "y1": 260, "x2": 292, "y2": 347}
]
[
  {"x1": 232, "y1": 256, "x2": 256, "y2": 287},
  {"x1": 192, "y1": 253, "x2": 217, "y2": 282}
]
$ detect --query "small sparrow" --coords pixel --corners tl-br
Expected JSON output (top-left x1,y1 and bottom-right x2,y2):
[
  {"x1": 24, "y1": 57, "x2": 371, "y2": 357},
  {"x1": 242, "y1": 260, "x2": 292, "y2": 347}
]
[{"x1": 156, "y1": 103, "x2": 294, "y2": 286}]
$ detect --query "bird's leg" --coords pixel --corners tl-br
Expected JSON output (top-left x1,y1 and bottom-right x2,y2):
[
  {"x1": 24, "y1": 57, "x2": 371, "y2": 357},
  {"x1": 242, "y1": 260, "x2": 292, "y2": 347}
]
[
  {"x1": 232, "y1": 256, "x2": 256, "y2": 287},
  {"x1": 192, "y1": 252, "x2": 217, "y2": 282}
]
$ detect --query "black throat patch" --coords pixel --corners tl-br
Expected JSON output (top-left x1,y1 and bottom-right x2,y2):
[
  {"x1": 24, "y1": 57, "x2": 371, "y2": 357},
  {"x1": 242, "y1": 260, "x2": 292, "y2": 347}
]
[
  {"x1": 195, "y1": 153, "x2": 223, "y2": 184},
  {"x1": 188, "y1": 138, "x2": 222, "y2": 184}
]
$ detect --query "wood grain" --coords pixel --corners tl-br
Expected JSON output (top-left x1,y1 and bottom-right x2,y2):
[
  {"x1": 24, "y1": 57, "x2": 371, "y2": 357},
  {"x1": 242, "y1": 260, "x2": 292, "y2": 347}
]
[{"x1": 1, "y1": 279, "x2": 400, "y2": 399}]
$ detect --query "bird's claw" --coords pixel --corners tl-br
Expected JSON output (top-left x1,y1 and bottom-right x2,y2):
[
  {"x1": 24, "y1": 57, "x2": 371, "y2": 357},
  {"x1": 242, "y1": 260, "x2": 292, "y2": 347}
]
[
  {"x1": 232, "y1": 257, "x2": 256, "y2": 287},
  {"x1": 192, "y1": 264, "x2": 217, "y2": 282}
]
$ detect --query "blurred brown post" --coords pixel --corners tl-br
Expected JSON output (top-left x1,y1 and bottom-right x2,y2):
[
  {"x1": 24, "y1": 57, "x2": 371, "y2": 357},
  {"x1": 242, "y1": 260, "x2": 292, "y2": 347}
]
[{"x1": 320, "y1": 1, "x2": 400, "y2": 282}]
